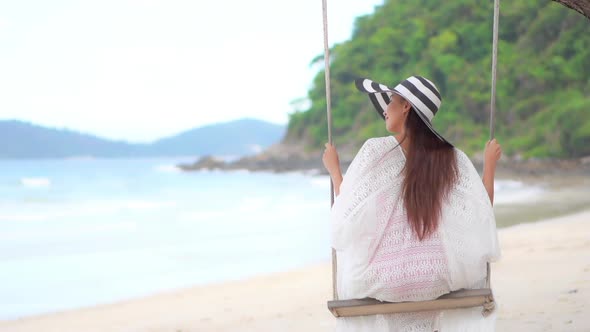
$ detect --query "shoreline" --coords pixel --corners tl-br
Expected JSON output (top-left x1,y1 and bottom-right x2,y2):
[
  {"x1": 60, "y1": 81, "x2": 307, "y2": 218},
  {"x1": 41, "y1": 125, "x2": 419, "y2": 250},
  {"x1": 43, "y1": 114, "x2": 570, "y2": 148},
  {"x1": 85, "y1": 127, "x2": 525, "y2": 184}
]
[
  {"x1": 2, "y1": 208, "x2": 589, "y2": 331},
  {"x1": 178, "y1": 142, "x2": 590, "y2": 178},
  {"x1": 493, "y1": 175, "x2": 590, "y2": 228}
]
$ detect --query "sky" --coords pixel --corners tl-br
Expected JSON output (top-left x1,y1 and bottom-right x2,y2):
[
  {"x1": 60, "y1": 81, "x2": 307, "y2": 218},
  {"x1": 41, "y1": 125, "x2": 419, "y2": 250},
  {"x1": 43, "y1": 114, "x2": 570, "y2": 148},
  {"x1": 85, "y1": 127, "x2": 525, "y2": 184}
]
[{"x1": 0, "y1": 0, "x2": 384, "y2": 143}]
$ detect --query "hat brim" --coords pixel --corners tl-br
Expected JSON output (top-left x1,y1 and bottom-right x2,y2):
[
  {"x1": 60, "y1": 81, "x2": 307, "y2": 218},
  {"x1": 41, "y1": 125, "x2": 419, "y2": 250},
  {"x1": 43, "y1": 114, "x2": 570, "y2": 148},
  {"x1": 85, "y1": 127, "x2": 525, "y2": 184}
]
[{"x1": 355, "y1": 78, "x2": 452, "y2": 146}]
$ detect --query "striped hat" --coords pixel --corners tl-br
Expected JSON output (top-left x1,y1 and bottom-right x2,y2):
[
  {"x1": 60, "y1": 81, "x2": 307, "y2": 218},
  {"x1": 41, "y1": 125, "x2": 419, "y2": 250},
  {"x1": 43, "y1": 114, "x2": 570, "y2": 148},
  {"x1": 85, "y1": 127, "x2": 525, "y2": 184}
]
[{"x1": 355, "y1": 76, "x2": 450, "y2": 145}]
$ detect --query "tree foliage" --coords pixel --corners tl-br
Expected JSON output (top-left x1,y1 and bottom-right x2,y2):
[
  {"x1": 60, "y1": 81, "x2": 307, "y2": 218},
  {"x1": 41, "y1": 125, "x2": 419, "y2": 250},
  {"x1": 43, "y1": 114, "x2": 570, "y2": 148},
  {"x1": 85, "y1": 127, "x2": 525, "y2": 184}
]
[{"x1": 286, "y1": 0, "x2": 590, "y2": 158}]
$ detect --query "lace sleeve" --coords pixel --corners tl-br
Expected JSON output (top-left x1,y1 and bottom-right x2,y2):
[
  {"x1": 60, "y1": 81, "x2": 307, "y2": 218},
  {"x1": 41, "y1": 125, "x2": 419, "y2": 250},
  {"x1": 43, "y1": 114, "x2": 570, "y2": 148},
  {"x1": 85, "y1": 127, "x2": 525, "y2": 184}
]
[
  {"x1": 441, "y1": 149, "x2": 501, "y2": 290},
  {"x1": 456, "y1": 149, "x2": 501, "y2": 262},
  {"x1": 339, "y1": 139, "x2": 373, "y2": 195},
  {"x1": 331, "y1": 137, "x2": 403, "y2": 250}
]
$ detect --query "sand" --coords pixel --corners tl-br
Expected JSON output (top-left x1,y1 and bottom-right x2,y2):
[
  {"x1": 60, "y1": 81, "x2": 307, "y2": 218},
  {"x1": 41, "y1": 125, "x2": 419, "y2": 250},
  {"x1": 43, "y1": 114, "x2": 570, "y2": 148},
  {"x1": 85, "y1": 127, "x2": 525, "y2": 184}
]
[{"x1": 1, "y1": 210, "x2": 589, "y2": 332}]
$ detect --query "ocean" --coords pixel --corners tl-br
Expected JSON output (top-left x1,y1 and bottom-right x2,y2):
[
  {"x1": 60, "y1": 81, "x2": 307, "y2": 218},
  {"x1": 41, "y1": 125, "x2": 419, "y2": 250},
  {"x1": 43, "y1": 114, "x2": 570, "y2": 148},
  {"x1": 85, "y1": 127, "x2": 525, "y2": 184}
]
[{"x1": 0, "y1": 158, "x2": 542, "y2": 320}]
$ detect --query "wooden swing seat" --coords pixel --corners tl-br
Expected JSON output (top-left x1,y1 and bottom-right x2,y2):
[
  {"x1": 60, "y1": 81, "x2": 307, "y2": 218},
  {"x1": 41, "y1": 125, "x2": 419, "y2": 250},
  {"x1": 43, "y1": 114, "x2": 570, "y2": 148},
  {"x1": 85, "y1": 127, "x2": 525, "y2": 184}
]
[{"x1": 328, "y1": 288, "x2": 494, "y2": 318}]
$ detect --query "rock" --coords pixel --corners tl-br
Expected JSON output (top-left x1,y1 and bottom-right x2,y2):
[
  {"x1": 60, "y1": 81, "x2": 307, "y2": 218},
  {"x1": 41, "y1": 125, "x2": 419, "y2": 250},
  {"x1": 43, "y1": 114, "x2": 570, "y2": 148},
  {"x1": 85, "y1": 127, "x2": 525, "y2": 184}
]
[
  {"x1": 178, "y1": 155, "x2": 226, "y2": 171},
  {"x1": 178, "y1": 143, "x2": 590, "y2": 176},
  {"x1": 177, "y1": 142, "x2": 356, "y2": 173}
]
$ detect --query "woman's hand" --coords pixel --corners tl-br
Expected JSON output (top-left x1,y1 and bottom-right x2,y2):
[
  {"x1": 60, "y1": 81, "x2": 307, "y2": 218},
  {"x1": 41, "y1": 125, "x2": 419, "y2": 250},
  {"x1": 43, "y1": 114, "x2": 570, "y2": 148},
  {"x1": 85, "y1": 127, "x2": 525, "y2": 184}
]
[
  {"x1": 483, "y1": 139, "x2": 502, "y2": 205},
  {"x1": 322, "y1": 143, "x2": 341, "y2": 175},
  {"x1": 323, "y1": 143, "x2": 343, "y2": 196},
  {"x1": 484, "y1": 139, "x2": 502, "y2": 168}
]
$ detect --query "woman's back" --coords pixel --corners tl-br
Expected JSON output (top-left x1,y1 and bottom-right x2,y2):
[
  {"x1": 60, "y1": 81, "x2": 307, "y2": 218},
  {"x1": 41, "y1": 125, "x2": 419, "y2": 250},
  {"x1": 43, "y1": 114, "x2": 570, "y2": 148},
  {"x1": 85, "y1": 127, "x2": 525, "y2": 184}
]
[{"x1": 332, "y1": 136, "x2": 499, "y2": 331}]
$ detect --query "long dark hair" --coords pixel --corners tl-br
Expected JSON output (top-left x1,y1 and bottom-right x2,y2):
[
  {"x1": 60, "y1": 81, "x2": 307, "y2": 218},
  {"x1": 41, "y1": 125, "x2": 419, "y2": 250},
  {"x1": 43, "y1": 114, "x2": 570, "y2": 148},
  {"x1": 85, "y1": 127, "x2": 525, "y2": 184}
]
[{"x1": 400, "y1": 109, "x2": 458, "y2": 240}]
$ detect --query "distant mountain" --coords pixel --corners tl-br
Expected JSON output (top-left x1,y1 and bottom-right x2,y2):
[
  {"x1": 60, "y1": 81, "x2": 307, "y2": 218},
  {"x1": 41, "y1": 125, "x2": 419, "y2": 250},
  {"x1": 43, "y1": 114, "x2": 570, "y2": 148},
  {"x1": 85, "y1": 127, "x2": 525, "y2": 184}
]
[
  {"x1": 0, "y1": 120, "x2": 139, "y2": 159},
  {"x1": 0, "y1": 119, "x2": 285, "y2": 159},
  {"x1": 149, "y1": 118, "x2": 286, "y2": 156}
]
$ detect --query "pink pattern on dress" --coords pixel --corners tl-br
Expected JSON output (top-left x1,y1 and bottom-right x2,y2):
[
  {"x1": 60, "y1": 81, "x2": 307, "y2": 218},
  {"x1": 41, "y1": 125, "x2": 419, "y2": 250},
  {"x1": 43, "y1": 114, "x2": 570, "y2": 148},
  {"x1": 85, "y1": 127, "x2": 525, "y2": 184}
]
[{"x1": 363, "y1": 190, "x2": 451, "y2": 302}]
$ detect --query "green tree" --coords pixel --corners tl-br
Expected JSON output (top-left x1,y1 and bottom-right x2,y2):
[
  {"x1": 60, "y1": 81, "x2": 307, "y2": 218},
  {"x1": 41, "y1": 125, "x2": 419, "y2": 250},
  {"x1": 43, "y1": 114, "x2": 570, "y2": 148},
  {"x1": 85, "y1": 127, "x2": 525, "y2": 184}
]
[{"x1": 285, "y1": 0, "x2": 590, "y2": 158}]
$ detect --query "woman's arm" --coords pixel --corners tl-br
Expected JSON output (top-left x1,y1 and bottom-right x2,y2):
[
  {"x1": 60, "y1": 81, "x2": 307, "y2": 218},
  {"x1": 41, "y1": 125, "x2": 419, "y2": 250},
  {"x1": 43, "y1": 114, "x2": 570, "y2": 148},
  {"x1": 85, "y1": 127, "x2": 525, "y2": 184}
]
[
  {"x1": 483, "y1": 139, "x2": 502, "y2": 205},
  {"x1": 322, "y1": 143, "x2": 343, "y2": 196}
]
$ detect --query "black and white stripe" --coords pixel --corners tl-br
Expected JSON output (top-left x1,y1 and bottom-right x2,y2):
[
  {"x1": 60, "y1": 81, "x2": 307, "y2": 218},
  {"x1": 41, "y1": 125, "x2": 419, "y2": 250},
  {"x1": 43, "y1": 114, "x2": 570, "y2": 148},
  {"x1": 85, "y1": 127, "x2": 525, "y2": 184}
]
[
  {"x1": 355, "y1": 79, "x2": 391, "y2": 119},
  {"x1": 354, "y1": 76, "x2": 450, "y2": 145}
]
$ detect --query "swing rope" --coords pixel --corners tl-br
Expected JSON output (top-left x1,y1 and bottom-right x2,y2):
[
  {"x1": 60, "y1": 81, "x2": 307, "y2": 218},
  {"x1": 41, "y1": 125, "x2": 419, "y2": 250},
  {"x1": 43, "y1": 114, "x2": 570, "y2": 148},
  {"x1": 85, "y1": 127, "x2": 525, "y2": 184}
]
[
  {"x1": 321, "y1": 0, "x2": 338, "y2": 301},
  {"x1": 486, "y1": 0, "x2": 501, "y2": 294},
  {"x1": 490, "y1": 0, "x2": 500, "y2": 141}
]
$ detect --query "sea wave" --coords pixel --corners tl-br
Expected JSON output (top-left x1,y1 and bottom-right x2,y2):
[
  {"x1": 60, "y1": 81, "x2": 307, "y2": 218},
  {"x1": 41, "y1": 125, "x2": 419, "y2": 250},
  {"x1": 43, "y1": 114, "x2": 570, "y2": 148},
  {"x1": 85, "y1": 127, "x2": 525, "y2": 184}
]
[
  {"x1": 309, "y1": 177, "x2": 543, "y2": 205},
  {"x1": 1, "y1": 199, "x2": 178, "y2": 222},
  {"x1": 180, "y1": 211, "x2": 228, "y2": 221},
  {"x1": 248, "y1": 144, "x2": 263, "y2": 154},
  {"x1": 0, "y1": 221, "x2": 138, "y2": 242},
  {"x1": 310, "y1": 176, "x2": 330, "y2": 189},
  {"x1": 494, "y1": 180, "x2": 544, "y2": 204},
  {"x1": 153, "y1": 164, "x2": 181, "y2": 173},
  {"x1": 495, "y1": 179, "x2": 525, "y2": 191},
  {"x1": 20, "y1": 177, "x2": 51, "y2": 188},
  {"x1": 121, "y1": 199, "x2": 177, "y2": 210},
  {"x1": 236, "y1": 196, "x2": 272, "y2": 213},
  {"x1": 0, "y1": 214, "x2": 48, "y2": 222},
  {"x1": 67, "y1": 199, "x2": 177, "y2": 214}
]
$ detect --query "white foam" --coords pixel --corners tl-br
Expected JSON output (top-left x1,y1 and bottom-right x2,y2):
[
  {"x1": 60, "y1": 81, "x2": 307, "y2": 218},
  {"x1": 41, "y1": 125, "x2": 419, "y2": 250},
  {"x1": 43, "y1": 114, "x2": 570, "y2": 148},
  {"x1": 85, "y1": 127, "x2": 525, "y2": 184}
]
[
  {"x1": 21, "y1": 177, "x2": 51, "y2": 188},
  {"x1": 122, "y1": 199, "x2": 177, "y2": 210},
  {"x1": 0, "y1": 214, "x2": 47, "y2": 222},
  {"x1": 154, "y1": 164, "x2": 181, "y2": 173},
  {"x1": 0, "y1": 199, "x2": 176, "y2": 228},
  {"x1": 237, "y1": 196, "x2": 272, "y2": 213},
  {"x1": 248, "y1": 144, "x2": 263, "y2": 154},
  {"x1": 494, "y1": 179, "x2": 545, "y2": 205},
  {"x1": 495, "y1": 179, "x2": 524, "y2": 191},
  {"x1": 74, "y1": 199, "x2": 177, "y2": 213},
  {"x1": 310, "y1": 176, "x2": 331, "y2": 189},
  {"x1": 0, "y1": 221, "x2": 138, "y2": 241},
  {"x1": 229, "y1": 169, "x2": 251, "y2": 174},
  {"x1": 303, "y1": 169, "x2": 321, "y2": 176},
  {"x1": 181, "y1": 211, "x2": 228, "y2": 221},
  {"x1": 307, "y1": 177, "x2": 544, "y2": 205}
]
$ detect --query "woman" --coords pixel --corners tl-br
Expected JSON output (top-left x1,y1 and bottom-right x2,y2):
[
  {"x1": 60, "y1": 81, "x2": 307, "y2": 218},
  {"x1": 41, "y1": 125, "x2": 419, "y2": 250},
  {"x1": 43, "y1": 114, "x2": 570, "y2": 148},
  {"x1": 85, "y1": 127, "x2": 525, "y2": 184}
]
[{"x1": 322, "y1": 76, "x2": 502, "y2": 331}]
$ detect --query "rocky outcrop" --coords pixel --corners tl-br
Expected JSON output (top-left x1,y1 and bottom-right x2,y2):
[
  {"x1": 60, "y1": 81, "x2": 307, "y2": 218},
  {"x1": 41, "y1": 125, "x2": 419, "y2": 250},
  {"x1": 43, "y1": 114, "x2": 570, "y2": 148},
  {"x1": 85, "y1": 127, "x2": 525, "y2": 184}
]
[
  {"x1": 179, "y1": 142, "x2": 590, "y2": 178},
  {"x1": 178, "y1": 143, "x2": 353, "y2": 174}
]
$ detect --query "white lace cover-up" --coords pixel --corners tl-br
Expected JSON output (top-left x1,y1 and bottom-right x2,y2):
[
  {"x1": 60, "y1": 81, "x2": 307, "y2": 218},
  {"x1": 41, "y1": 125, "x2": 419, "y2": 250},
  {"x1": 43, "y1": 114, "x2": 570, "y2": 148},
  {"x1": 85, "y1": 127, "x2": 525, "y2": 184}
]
[{"x1": 331, "y1": 136, "x2": 501, "y2": 332}]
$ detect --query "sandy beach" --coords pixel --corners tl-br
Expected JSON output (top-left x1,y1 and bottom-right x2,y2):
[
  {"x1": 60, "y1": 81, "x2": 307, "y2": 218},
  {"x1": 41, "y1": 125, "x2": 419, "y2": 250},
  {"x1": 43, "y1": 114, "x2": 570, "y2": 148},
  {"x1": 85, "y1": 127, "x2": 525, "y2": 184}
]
[{"x1": 1, "y1": 207, "x2": 589, "y2": 332}]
